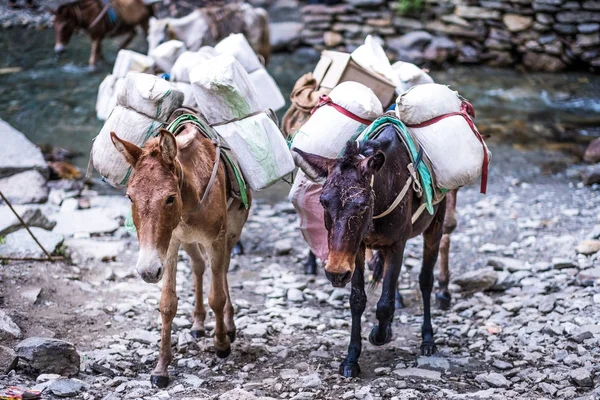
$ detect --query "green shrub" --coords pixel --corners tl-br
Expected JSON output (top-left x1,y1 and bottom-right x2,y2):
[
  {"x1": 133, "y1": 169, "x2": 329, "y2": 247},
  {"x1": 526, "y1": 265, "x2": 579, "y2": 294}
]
[{"x1": 395, "y1": 0, "x2": 424, "y2": 15}]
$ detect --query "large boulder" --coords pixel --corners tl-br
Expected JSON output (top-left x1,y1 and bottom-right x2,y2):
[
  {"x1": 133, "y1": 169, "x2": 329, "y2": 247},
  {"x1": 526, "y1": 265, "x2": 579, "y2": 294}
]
[
  {"x1": 0, "y1": 170, "x2": 48, "y2": 205},
  {"x1": 0, "y1": 310, "x2": 22, "y2": 340},
  {"x1": 0, "y1": 206, "x2": 56, "y2": 236},
  {"x1": 16, "y1": 337, "x2": 80, "y2": 377},
  {"x1": 0, "y1": 346, "x2": 18, "y2": 374},
  {"x1": 0, "y1": 119, "x2": 47, "y2": 179},
  {"x1": 0, "y1": 227, "x2": 64, "y2": 259}
]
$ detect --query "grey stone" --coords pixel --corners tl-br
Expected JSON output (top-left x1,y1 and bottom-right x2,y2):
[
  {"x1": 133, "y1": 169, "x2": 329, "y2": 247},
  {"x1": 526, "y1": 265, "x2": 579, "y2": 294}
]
[
  {"x1": 0, "y1": 345, "x2": 18, "y2": 374},
  {"x1": 177, "y1": 331, "x2": 195, "y2": 352},
  {"x1": 21, "y1": 287, "x2": 42, "y2": 305},
  {"x1": 576, "y1": 239, "x2": 600, "y2": 255},
  {"x1": 454, "y1": 268, "x2": 498, "y2": 292},
  {"x1": 477, "y1": 372, "x2": 510, "y2": 388},
  {"x1": 243, "y1": 323, "x2": 269, "y2": 338},
  {"x1": 393, "y1": 16, "x2": 423, "y2": 31},
  {"x1": 576, "y1": 33, "x2": 600, "y2": 47},
  {"x1": 0, "y1": 227, "x2": 63, "y2": 259},
  {"x1": 53, "y1": 209, "x2": 120, "y2": 236},
  {"x1": 455, "y1": 6, "x2": 501, "y2": 19},
  {"x1": 329, "y1": 288, "x2": 350, "y2": 301},
  {"x1": 293, "y1": 373, "x2": 322, "y2": 388},
  {"x1": 274, "y1": 238, "x2": 293, "y2": 255},
  {"x1": 553, "y1": 257, "x2": 577, "y2": 269},
  {"x1": 583, "y1": 0, "x2": 600, "y2": 9},
  {"x1": 0, "y1": 206, "x2": 56, "y2": 236},
  {"x1": 387, "y1": 31, "x2": 433, "y2": 52},
  {"x1": 583, "y1": 164, "x2": 600, "y2": 185},
  {"x1": 487, "y1": 256, "x2": 528, "y2": 272},
  {"x1": 182, "y1": 373, "x2": 204, "y2": 388},
  {"x1": 492, "y1": 359, "x2": 513, "y2": 370},
  {"x1": 270, "y1": 22, "x2": 303, "y2": 51},
  {"x1": 344, "y1": 0, "x2": 384, "y2": 7},
  {"x1": 578, "y1": 267, "x2": 600, "y2": 281},
  {"x1": 0, "y1": 310, "x2": 22, "y2": 340},
  {"x1": 0, "y1": 170, "x2": 48, "y2": 205},
  {"x1": 570, "y1": 367, "x2": 593, "y2": 387},
  {"x1": 538, "y1": 382, "x2": 557, "y2": 396},
  {"x1": 394, "y1": 367, "x2": 442, "y2": 381},
  {"x1": 556, "y1": 11, "x2": 600, "y2": 23},
  {"x1": 503, "y1": 14, "x2": 533, "y2": 31},
  {"x1": 125, "y1": 329, "x2": 159, "y2": 344},
  {"x1": 48, "y1": 379, "x2": 84, "y2": 397},
  {"x1": 523, "y1": 52, "x2": 566, "y2": 71},
  {"x1": 16, "y1": 337, "x2": 80, "y2": 376},
  {"x1": 287, "y1": 288, "x2": 305, "y2": 302},
  {"x1": 0, "y1": 119, "x2": 48, "y2": 179},
  {"x1": 579, "y1": 22, "x2": 600, "y2": 33},
  {"x1": 219, "y1": 389, "x2": 258, "y2": 400},
  {"x1": 65, "y1": 238, "x2": 125, "y2": 262},
  {"x1": 538, "y1": 294, "x2": 556, "y2": 313},
  {"x1": 553, "y1": 23, "x2": 578, "y2": 34},
  {"x1": 416, "y1": 356, "x2": 450, "y2": 371}
]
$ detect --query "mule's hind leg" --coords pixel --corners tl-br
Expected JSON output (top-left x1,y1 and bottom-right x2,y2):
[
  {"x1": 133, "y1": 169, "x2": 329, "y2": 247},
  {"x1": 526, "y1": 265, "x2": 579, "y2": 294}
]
[
  {"x1": 208, "y1": 233, "x2": 231, "y2": 358},
  {"x1": 436, "y1": 189, "x2": 457, "y2": 310},
  {"x1": 151, "y1": 240, "x2": 180, "y2": 388},
  {"x1": 183, "y1": 243, "x2": 207, "y2": 338},
  {"x1": 339, "y1": 245, "x2": 367, "y2": 378},
  {"x1": 119, "y1": 30, "x2": 136, "y2": 50},
  {"x1": 420, "y1": 200, "x2": 446, "y2": 356},
  {"x1": 304, "y1": 250, "x2": 318, "y2": 275}
]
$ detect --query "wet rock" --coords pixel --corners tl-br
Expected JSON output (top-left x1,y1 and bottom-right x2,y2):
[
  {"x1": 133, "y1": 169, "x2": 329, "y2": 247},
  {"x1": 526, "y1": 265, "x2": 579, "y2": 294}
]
[
  {"x1": 125, "y1": 329, "x2": 159, "y2": 344},
  {"x1": 0, "y1": 206, "x2": 56, "y2": 236},
  {"x1": 454, "y1": 268, "x2": 498, "y2": 292},
  {"x1": 476, "y1": 372, "x2": 510, "y2": 388},
  {"x1": 16, "y1": 337, "x2": 80, "y2": 376},
  {"x1": 570, "y1": 367, "x2": 593, "y2": 387},
  {"x1": 48, "y1": 379, "x2": 84, "y2": 397},
  {"x1": 274, "y1": 238, "x2": 293, "y2": 255},
  {"x1": 0, "y1": 345, "x2": 18, "y2": 374},
  {"x1": 270, "y1": 22, "x2": 303, "y2": 51},
  {"x1": 0, "y1": 118, "x2": 48, "y2": 179},
  {"x1": 0, "y1": 227, "x2": 64, "y2": 259},
  {"x1": 503, "y1": 14, "x2": 533, "y2": 31},
  {"x1": 582, "y1": 164, "x2": 600, "y2": 185},
  {"x1": 523, "y1": 52, "x2": 566, "y2": 71},
  {"x1": 576, "y1": 239, "x2": 600, "y2": 255},
  {"x1": 0, "y1": 310, "x2": 22, "y2": 340},
  {"x1": 53, "y1": 209, "x2": 120, "y2": 236},
  {"x1": 0, "y1": 170, "x2": 48, "y2": 205},
  {"x1": 583, "y1": 137, "x2": 600, "y2": 163},
  {"x1": 219, "y1": 389, "x2": 258, "y2": 400}
]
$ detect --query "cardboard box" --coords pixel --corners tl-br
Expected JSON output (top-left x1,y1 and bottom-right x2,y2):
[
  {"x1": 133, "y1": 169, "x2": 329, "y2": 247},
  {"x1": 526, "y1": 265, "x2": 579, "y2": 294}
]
[{"x1": 312, "y1": 50, "x2": 396, "y2": 108}]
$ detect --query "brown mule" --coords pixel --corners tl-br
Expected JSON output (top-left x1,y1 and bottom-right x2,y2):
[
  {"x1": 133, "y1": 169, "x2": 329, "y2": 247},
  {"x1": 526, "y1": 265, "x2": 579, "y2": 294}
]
[
  {"x1": 111, "y1": 128, "x2": 251, "y2": 388},
  {"x1": 52, "y1": 0, "x2": 153, "y2": 68},
  {"x1": 293, "y1": 125, "x2": 446, "y2": 378}
]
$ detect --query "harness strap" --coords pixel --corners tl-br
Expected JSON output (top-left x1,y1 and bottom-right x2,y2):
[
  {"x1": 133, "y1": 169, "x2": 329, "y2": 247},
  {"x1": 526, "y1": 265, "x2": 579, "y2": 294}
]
[
  {"x1": 311, "y1": 95, "x2": 373, "y2": 126},
  {"x1": 406, "y1": 101, "x2": 488, "y2": 194},
  {"x1": 89, "y1": 2, "x2": 111, "y2": 30}
]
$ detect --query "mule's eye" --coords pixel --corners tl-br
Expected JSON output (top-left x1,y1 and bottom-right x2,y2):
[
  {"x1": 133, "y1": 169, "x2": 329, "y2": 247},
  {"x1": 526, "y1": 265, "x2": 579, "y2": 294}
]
[{"x1": 166, "y1": 195, "x2": 175, "y2": 205}]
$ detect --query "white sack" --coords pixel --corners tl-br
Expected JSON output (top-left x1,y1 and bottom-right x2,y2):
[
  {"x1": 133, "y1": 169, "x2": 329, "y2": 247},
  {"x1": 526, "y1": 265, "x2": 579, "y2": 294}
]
[
  {"x1": 214, "y1": 113, "x2": 295, "y2": 191},
  {"x1": 249, "y1": 68, "x2": 285, "y2": 112},
  {"x1": 113, "y1": 49, "x2": 155, "y2": 78},
  {"x1": 215, "y1": 33, "x2": 263, "y2": 73},
  {"x1": 395, "y1": 83, "x2": 462, "y2": 125},
  {"x1": 292, "y1": 81, "x2": 383, "y2": 158},
  {"x1": 408, "y1": 116, "x2": 489, "y2": 189},
  {"x1": 117, "y1": 72, "x2": 184, "y2": 122},
  {"x1": 150, "y1": 40, "x2": 187, "y2": 73},
  {"x1": 91, "y1": 106, "x2": 166, "y2": 186},
  {"x1": 175, "y1": 82, "x2": 197, "y2": 108},
  {"x1": 171, "y1": 47, "x2": 217, "y2": 83},
  {"x1": 351, "y1": 35, "x2": 399, "y2": 88},
  {"x1": 392, "y1": 61, "x2": 434, "y2": 93},
  {"x1": 96, "y1": 75, "x2": 125, "y2": 121},
  {"x1": 190, "y1": 55, "x2": 262, "y2": 125}
]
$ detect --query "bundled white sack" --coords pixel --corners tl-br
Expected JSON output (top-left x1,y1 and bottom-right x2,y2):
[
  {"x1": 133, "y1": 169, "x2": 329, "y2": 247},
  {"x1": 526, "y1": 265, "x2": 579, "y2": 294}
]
[
  {"x1": 96, "y1": 75, "x2": 125, "y2": 121},
  {"x1": 292, "y1": 81, "x2": 383, "y2": 158},
  {"x1": 249, "y1": 69, "x2": 285, "y2": 111},
  {"x1": 150, "y1": 40, "x2": 187, "y2": 73},
  {"x1": 214, "y1": 112, "x2": 295, "y2": 190},
  {"x1": 190, "y1": 55, "x2": 262, "y2": 125},
  {"x1": 171, "y1": 47, "x2": 217, "y2": 83},
  {"x1": 91, "y1": 106, "x2": 166, "y2": 186},
  {"x1": 396, "y1": 83, "x2": 490, "y2": 191},
  {"x1": 215, "y1": 33, "x2": 263, "y2": 73},
  {"x1": 175, "y1": 82, "x2": 197, "y2": 108},
  {"x1": 351, "y1": 35, "x2": 399, "y2": 89},
  {"x1": 117, "y1": 72, "x2": 184, "y2": 121},
  {"x1": 113, "y1": 49, "x2": 155, "y2": 78},
  {"x1": 392, "y1": 61, "x2": 434, "y2": 93}
]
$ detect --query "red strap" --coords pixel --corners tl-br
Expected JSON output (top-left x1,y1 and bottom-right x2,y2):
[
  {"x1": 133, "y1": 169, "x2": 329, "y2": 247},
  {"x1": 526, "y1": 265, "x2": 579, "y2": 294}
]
[
  {"x1": 406, "y1": 102, "x2": 488, "y2": 194},
  {"x1": 311, "y1": 95, "x2": 374, "y2": 126}
]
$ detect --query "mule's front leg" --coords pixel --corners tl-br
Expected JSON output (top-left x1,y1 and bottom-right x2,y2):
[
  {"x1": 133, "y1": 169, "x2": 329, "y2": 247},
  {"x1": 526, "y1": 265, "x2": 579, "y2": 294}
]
[
  {"x1": 151, "y1": 241, "x2": 180, "y2": 388},
  {"x1": 209, "y1": 234, "x2": 232, "y2": 358},
  {"x1": 89, "y1": 38, "x2": 101, "y2": 69},
  {"x1": 436, "y1": 189, "x2": 457, "y2": 310},
  {"x1": 339, "y1": 247, "x2": 366, "y2": 378},
  {"x1": 183, "y1": 243, "x2": 206, "y2": 338},
  {"x1": 369, "y1": 246, "x2": 405, "y2": 347}
]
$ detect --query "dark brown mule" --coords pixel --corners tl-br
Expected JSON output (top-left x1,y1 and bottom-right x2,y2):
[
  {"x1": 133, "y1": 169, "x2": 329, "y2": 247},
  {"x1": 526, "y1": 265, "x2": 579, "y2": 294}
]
[
  {"x1": 293, "y1": 125, "x2": 446, "y2": 378},
  {"x1": 111, "y1": 128, "x2": 251, "y2": 388},
  {"x1": 52, "y1": 0, "x2": 153, "y2": 68}
]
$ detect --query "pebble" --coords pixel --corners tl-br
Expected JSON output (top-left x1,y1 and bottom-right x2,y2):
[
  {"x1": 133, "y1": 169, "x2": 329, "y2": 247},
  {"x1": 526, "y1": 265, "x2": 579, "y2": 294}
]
[
  {"x1": 48, "y1": 379, "x2": 85, "y2": 397},
  {"x1": 570, "y1": 367, "x2": 593, "y2": 387},
  {"x1": 287, "y1": 288, "x2": 305, "y2": 302},
  {"x1": 477, "y1": 372, "x2": 510, "y2": 388}
]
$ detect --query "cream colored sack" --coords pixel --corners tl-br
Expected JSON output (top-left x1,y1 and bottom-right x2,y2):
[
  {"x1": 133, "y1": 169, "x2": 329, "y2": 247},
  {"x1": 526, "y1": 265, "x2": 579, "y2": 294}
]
[
  {"x1": 150, "y1": 40, "x2": 187, "y2": 73},
  {"x1": 215, "y1": 33, "x2": 263, "y2": 73},
  {"x1": 395, "y1": 83, "x2": 462, "y2": 125},
  {"x1": 249, "y1": 69, "x2": 285, "y2": 112},
  {"x1": 96, "y1": 75, "x2": 124, "y2": 121},
  {"x1": 174, "y1": 82, "x2": 197, "y2": 108},
  {"x1": 113, "y1": 50, "x2": 155, "y2": 78},
  {"x1": 392, "y1": 61, "x2": 434, "y2": 93},
  {"x1": 171, "y1": 47, "x2": 217, "y2": 83}
]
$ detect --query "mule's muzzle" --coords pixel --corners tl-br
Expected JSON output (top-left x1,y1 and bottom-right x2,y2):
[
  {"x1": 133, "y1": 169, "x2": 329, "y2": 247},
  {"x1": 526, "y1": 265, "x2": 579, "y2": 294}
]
[
  {"x1": 136, "y1": 248, "x2": 164, "y2": 283},
  {"x1": 54, "y1": 43, "x2": 66, "y2": 54},
  {"x1": 325, "y1": 269, "x2": 352, "y2": 288},
  {"x1": 138, "y1": 266, "x2": 163, "y2": 283}
]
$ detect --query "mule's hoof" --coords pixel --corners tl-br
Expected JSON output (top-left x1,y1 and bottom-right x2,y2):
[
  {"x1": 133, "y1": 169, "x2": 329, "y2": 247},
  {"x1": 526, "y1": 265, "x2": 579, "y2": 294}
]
[
  {"x1": 191, "y1": 329, "x2": 205, "y2": 339},
  {"x1": 216, "y1": 347, "x2": 231, "y2": 358},
  {"x1": 227, "y1": 330, "x2": 236, "y2": 343},
  {"x1": 304, "y1": 260, "x2": 318, "y2": 275},
  {"x1": 420, "y1": 342, "x2": 437, "y2": 356},
  {"x1": 339, "y1": 362, "x2": 360, "y2": 378},
  {"x1": 368, "y1": 324, "x2": 392, "y2": 346},
  {"x1": 435, "y1": 291, "x2": 452, "y2": 310},
  {"x1": 150, "y1": 375, "x2": 169, "y2": 388}
]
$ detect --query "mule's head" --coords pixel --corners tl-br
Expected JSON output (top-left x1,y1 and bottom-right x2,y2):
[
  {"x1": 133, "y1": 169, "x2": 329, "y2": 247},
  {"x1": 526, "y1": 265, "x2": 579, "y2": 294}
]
[
  {"x1": 293, "y1": 141, "x2": 387, "y2": 287},
  {"x1": 52, "y1": 4, "x2": 77, "y2": 54},
  {"x1": 111, "y1": 130, "x2": 185, "y2": 283}
]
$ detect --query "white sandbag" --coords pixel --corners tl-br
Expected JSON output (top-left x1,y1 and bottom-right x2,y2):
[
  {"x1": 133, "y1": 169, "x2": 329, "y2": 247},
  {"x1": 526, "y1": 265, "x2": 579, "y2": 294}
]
[
  {"x1": 96, "y1": 75, "x2": 125, "y2": 121},
  {"x1": 214, "y1": 113, "x2": 295, "y2": 190},
  {"x1": 190, "y1": 55, "x2": 262, "y2": 125},
  {"x1": 215, "y1": 33, "x2": 263, "y2": 73},
  {"x1": 407, "y1": 116, "x2": 489, "y2": 190},
  {"x1": 395, "y1": 83, "x2": 462, "y2": 125},
  {"x1": 113, "y1": 49, "x2": 155, "y2": 78},
  {"x1": 174, "y1": 82, "x2": 197, "y2": 108},
  {"x1": 150, "y1": 40, "x2": 187, "y2": 73},
  {"x1": 171, "y1": 47, "x2": 217, "y2": 83},
  {"x1": 249, "y1": 69, "x2": 285, "y2": 112},
  {"x1": 91, "y1": 106, "x2": 166, "y2": 186},
  {"x1": 117, "y1": 72, "x2": 184, "y2": 122},
  {"x1": 351, "y1": 35, "x2": 399, "y2": 89},
  {"x1": 292, "y1": 81, "x2": 383, "y2": 158},
  {"x1": 392, "y1": 61, "x2": 434, "y2": 93}
]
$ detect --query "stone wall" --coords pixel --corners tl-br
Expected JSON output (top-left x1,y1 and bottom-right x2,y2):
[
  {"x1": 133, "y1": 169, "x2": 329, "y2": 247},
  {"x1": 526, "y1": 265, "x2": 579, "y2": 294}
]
[{"x1": 295, "y1": 0, "x2": 600, "y2": 72}]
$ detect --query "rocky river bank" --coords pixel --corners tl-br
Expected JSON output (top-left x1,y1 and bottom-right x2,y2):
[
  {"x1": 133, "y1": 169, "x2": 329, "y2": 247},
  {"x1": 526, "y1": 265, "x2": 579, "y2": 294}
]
[{"x1": 1, "y1": 112, "x2": 600, "y2": 400}]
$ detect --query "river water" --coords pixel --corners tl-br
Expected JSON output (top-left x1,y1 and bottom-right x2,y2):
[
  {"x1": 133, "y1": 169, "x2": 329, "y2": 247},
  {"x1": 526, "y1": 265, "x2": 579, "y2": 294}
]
[{"x1": 0, "y1": 27, "x2": 599, "y2": 199}]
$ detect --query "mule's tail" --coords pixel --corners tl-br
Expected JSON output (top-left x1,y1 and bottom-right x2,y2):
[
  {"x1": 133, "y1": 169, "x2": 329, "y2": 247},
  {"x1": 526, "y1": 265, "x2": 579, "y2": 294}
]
[{"x1": 256, "y1": 7, "x2": 270, "y2": 66}]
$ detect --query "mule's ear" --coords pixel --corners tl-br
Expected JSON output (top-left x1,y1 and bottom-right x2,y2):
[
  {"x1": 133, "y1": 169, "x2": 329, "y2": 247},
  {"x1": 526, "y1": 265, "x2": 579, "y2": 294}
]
[
  {"x1": 111, "y1": 131, "x2": 142, "y2": 166},
  {"x1": 360, "y1": 150, "x2": 385, "y2": 176},
  {"x1": 159, "y1": 129, "x2": 178, "y2": 164},
  {"x1": 292, "y1": 148, "x2": 334, "y2": 184}
]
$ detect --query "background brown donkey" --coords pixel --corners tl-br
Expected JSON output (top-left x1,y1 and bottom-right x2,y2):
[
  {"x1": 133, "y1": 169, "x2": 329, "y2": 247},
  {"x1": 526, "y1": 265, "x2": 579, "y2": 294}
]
[
  {"x1": 53, "y1": 0, "x2": 153, "y2": 68},
  {"x1": 110, "y1": 128, "x2": 251, "y2": 388},
  {"x1": 293, "y1": 124, "x2": 446, "y2": 378}
]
